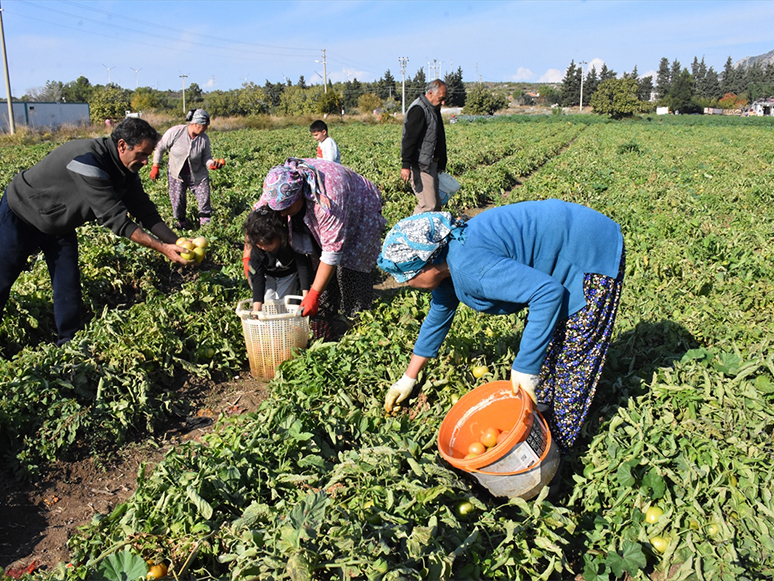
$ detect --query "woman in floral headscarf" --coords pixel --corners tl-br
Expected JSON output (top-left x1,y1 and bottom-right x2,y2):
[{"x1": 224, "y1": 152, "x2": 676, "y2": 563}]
[
  {"x1": 377, "y1": 200, "x2": 625, "y2": 455},
  {"x1": 256, "y1": 158, "x2": 386, "y2": 338}
]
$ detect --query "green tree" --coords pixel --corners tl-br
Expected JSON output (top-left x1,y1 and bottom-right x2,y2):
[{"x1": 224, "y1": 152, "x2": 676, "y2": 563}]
[
  {"x1": 667, "y1": 69, "x2": 699, "y2": 113},
  {"x1": 277, "y1": 85, "x2": 317, "y2": 116},
  {"x1": 89, "y1": 85, "x2": 130, "y2": 123},
  {"x1": 703, "y1": 67, "x2": 722, "y2": 100},
  {"x1": 670, "y1": 59, "x2": 682, "y2": 90},
  {"x1": 131, "y1": 87, "x2": 160, "y2": 112},
  {"x1": 376, "y1": 69, "x2": 396, "y2": 100},
  {"x1": 263, "y1": 80, "x2": 285, "y2": 108},
  {"x1": 560, "y1": 60, "x2": 581, "y2": 107},
  {"x1": 590, "y1": 77, "x2": 652, "y2": 119},
  {"x1": 443, "y1": 66, "x2": 466, "y2": 107},
  {"x1": 342, "y1": 79, "x2": 362, "y2": 111},
  {"x1": 463, "y1": 84, "x2": 507, "y2": 115},
  {"x1": 538, "y1": 85, "x2": 561, "y2": 106},
  {"x1": 656, "y1": 57, "x2": 671, "y2": 99},
  {"x1": 638, "y1": 74, "x2": 654, "y2": 102},
  {"x1": 317, "y1": 89, "x2": 342, "y2": 115},
  {"x1": 407, "y1": 68, "x2": 427, "y2": 102},
  {"x1": 357, "y1": 92, "x2": 382, "y2": 114},
  {"x1": 186, "y1": 82, "x2": 204, "y2": 106},
  {"x1": 583, "y1": 66, "x2": 599, "y2": 106},
  {"x1": 62, "y1": 76, "x2": 93, "y2": 103},
  {"x1": 599, "y1": 63, "x2": 617, "y2": 82},
  {"x1": 721, "y1": 56, "x2": 738, "y2": 95}
]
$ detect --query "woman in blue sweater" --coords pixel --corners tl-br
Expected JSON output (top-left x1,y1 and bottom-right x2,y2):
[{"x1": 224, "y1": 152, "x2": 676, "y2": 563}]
[{"x1": 377, "y1": 200, "x2": 625, "y2": 451}]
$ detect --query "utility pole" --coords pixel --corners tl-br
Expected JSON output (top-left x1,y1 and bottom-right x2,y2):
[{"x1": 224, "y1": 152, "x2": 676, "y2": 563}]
[
  {"x1": 102, "y1": 64, "x2": 116, "y2": 84},
  {"x1": 321, "y1": 49, "x2": 327, "y2": 93},
  {"x1": 579, "y1": 60, "x2": 587, "y2": 113},
  {"x1": 179, "y1": 73, "x2": 188, "y2": 114},
  {"x1": 398, "y1": 56, "x2": 408, "y2": 115},
  {"x1": 130, "y1": 67, "x2": 142, "y2": 90},
  {"x1": 0, "y1": 0, "x2": 15, "y2": 135},
  {"x1": 315, "y1": 50, "x2": 328, "y2": 92}
]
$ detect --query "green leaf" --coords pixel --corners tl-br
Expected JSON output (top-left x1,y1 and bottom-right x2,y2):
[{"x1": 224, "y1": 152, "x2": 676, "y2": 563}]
[
  {"x1": 186, "y1": 486, "x2": 214, "y2": 520},
  {"x1": 582, "y1": 553, "x2": 608, "y2": 581},
  {"x1": 642, "y1": 467, "x2": 666, "y2": 499},
  {"x1": 94, "y1": 550, "x2": 147, "y2": 581},
  {"x1": 605, "y1": 541, "x2": 647, "y2": 578},
  {"x1": 713, "y1": 352, "x2": 742, "y2": 376},
  {"x1": 755, "y1": 374, "x2": 774, "y2": 394},
  {"x1": 616, "y1": 458, "x2": 638, "y2": 488}
]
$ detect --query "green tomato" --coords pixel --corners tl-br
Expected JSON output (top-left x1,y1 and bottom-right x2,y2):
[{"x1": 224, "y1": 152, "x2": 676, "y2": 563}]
[
  {"x1": 450, "y1": 393, "x2": 460, "y2": 405},
  {"x1": 645, "y1": 506, "x2": 664, "y2": 524},
  {"x1": 707, "y1": 524, "x2": 719, "y2": 536},
  {"x1": 650, "y1": 536, "x2": 669, "y2": 553},
  {"x1": 456, "y1": 500, "x2": 476, "y2": 517},
  {"x1": 471, "y1": 365, "x2": 489, "y2": 379}
]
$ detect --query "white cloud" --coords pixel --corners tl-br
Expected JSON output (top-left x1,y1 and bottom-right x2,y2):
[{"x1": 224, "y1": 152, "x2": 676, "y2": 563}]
[
  {"x1": 539, "y1": 69, "x2": 564, "y2": 83},
  {"x1": 639, "y1": 70, "x2": 657, "y2": 81},
  {"x1": 586, "y1": 58, "x2": 606, "y2": 75},
  {"x1": 205, "y1": 76, "x2": 217, "y2": 88},
  {"x1": 513, "y1": 67, "x2": 535, "y2": 82}
]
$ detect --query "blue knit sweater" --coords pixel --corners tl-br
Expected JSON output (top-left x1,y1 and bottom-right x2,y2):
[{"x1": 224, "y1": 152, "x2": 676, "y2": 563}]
[{"x1": 413, "y1": 200, "x2": 624, "y2": 374}]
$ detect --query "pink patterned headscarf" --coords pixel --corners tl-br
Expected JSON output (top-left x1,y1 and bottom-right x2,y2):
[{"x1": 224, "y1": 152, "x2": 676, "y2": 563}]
[{"x1": 259, "y1": 158, "x2": 331, "y2": 214}]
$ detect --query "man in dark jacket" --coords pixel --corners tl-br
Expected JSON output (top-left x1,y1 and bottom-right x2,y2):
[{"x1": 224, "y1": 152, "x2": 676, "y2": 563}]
[
  {"x1": 400, "y1": 79, "x2": 448, "y2": 214},
  {"x1": 0, "y1": 117, "x2": 191, "y2": 346}
]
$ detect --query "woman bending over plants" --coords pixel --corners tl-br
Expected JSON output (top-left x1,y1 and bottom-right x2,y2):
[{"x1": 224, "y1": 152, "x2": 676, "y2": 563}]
[{"x1": 377, "y1": 200, "x2": 625, "y2": 454}]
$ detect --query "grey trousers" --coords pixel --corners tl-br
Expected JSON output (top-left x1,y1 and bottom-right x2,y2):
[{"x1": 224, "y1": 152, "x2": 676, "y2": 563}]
[{"x1": 410, "y1": 161, "x2": 441, "y2": 214}]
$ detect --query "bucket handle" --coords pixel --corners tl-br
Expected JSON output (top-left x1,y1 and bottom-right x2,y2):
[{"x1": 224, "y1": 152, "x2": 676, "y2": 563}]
[
  {"x1": 465, "y1": 411, "x2": 554, "y2": 477},
  {"x1": 236, "y1": 296, "x2": 307, "y2": 320}
]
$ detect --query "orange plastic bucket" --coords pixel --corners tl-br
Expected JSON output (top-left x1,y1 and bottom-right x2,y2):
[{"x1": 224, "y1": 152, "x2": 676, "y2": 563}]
[{"x1": 438, "y1": 380, "x2": 560, "y2": 499}]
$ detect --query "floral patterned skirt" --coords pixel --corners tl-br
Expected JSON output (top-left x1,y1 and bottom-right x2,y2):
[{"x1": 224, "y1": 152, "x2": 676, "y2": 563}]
[{"x1": 536, "y1": 248, "x2": 626, "y2": 452}]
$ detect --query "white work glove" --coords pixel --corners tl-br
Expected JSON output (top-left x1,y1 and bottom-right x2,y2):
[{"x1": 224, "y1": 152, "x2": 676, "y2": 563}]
[
  {"x1": 384, "y1": 374, "x2": 417, "y2": 413},
  {"x1": 511, "y1": 370, "x2": 540, "y2": 406}
]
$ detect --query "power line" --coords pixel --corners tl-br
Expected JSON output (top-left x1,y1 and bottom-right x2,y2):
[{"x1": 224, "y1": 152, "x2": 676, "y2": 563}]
[
  {"x1": 12, "y1": 1, "x2": 318, "y2": 60},
  {"x1": 60, "y1": 0, "x2": 317, "y2": 53}
]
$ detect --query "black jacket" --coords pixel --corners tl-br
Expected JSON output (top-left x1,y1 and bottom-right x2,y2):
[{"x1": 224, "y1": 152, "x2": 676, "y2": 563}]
[
  {"x1": 248, "y1": 243, "x2": 312, "y2": 303},
  {"x1": 5, "y1": 137, "x2": 162, "y2": 238}
]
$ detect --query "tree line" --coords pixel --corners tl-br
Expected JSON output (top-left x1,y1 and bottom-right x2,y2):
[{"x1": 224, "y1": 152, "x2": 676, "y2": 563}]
[
  {"x1": 19, "y1": 67, "x2": 469, "y2": 123},
  {"x1": 559, "y1": 54, "x2": 774, "y2": 118}
]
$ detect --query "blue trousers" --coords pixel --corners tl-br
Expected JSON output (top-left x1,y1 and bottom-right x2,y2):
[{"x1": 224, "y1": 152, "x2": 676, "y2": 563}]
[{"x1": 0, "y1": 194, "x2": 82, "y2": 345}]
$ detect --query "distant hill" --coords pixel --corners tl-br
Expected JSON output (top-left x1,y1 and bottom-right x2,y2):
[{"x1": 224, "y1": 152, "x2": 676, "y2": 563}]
[{"x1": 734, "y1": 49, "x2": 774, "y2": 69}]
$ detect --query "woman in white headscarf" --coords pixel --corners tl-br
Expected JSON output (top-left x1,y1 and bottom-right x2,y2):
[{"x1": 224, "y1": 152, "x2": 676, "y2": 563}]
[{"x1": 150, "y1": 108, "x2": 224, "y2": 229}]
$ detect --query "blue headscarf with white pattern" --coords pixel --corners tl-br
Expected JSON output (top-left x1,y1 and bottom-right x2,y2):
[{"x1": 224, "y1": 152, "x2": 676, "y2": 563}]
[{"x1": 378, "y1": 212, "x2": 466, "y2": 283}]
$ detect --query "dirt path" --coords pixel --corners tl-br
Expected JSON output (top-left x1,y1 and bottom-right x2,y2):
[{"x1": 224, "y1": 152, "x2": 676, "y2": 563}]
[{"x1": 1, "y1": 374, "x2": 269, "y2": 576}]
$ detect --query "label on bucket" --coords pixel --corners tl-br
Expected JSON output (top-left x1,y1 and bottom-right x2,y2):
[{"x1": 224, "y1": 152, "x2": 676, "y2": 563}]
[
  {"x1": 526, "y1": 411, "x2": 548, "y2": 458},
  {"x1": 496, "y1": 411, "x2": 547, "y2": 473}
]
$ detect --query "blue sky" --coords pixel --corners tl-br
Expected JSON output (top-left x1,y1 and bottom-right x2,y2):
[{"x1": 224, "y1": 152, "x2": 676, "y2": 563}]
[{"x1": 2, "y1": 0, "x2": 774, "y2": 98}]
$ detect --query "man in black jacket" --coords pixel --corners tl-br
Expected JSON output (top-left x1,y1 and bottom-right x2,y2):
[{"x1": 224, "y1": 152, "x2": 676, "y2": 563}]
[
  {"x1": 400, "y1": 79, "x2": 448, "y2": 214},
  {"x1": 0, "y1": 117, "x2": 191, "y2": 346}
]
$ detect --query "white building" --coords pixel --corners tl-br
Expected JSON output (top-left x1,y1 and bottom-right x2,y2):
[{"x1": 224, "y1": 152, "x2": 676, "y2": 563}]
[
  {"x1": 0, "y1": 102, "x2": 90, "y2": 131},
  {"x1": 750, "y1": 99, "x2": 774, "y2": 116}
]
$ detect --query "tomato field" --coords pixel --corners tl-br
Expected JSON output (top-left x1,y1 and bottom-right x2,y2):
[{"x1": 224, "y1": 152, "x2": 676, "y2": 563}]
[{"x1": 1, "y1": 114, "x2": 774, "y2": 580}]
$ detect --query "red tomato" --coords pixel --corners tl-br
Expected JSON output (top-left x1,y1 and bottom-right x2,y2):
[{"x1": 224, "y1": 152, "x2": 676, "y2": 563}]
[{"x1": 468, "y1": 441, "x2": 486, "y2": 455}]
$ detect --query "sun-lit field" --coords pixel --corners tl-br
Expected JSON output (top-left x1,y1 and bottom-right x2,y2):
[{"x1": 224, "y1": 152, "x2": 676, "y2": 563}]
[{"x1": 1, "y1": 114, "x2": 773, "y2": 580}]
